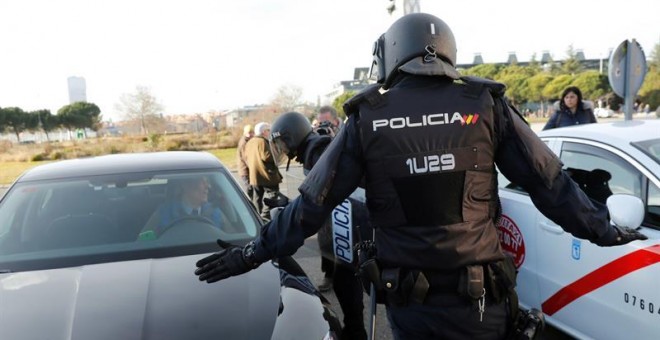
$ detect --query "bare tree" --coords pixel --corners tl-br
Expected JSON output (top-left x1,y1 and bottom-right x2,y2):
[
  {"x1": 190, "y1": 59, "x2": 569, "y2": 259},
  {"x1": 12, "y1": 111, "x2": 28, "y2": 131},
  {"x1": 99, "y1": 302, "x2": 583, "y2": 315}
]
[
  {"x1": 270, "y1": 84, "x2": 303, "y2": 113},
  {"x1": 115, "y1": 86, "x2": 164, "y2": 135}
]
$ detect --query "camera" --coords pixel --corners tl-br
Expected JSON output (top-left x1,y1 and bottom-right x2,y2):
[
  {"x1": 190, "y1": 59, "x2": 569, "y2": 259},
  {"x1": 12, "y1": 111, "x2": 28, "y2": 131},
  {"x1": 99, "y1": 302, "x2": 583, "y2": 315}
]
[{"x1": 314, "y1": 121, "x2": 334, "y2": 136}]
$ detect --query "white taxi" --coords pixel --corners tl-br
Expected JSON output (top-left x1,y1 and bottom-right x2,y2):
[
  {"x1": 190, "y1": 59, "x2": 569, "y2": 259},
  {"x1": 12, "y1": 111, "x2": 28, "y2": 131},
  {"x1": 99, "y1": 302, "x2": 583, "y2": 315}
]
[{"x1": 497, "y1": 119, "x2": 660, "y2": 340}]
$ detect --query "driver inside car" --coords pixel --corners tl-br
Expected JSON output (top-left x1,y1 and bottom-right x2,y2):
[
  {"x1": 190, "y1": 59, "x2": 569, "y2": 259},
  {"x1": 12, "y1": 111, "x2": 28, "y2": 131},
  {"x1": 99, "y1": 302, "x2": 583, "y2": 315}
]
[{"x1": 138, "y1": 176, "x2": 223, "y2": 240}]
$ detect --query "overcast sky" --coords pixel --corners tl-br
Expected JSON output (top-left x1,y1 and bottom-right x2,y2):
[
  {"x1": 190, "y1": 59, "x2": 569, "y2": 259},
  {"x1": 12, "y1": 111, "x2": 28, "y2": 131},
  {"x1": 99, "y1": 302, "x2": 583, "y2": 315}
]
[{"x1": 1, "y1": 0, "x2": 658, "y2": 121}]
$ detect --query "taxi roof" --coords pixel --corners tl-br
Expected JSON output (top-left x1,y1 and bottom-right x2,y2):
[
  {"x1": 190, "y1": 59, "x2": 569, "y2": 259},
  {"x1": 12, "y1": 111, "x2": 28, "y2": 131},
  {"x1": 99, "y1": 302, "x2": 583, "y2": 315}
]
[{"x1": 538, "y1": 119, "x2": 660, "y2": 145}]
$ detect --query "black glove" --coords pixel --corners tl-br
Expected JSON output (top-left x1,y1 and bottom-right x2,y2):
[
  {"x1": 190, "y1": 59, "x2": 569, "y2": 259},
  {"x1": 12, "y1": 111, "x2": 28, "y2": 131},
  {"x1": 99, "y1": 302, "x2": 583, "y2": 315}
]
[
  {"x1": 195, "y1": 240, "x2": 260, "y2": 283},
  {"x1": 603, "y1": 226, "x2": 648, "y2": 246}
]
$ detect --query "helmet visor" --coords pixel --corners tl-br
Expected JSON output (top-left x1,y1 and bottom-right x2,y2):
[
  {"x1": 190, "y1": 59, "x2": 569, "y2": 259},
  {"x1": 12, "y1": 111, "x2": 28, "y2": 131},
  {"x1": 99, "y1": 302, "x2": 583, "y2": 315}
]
[
  {"x1": 369, "y1": 35, "x2": 385, "y2": 83},
  {"x1": 270, "y1": 137, "x2": 290, "y2": 166}
]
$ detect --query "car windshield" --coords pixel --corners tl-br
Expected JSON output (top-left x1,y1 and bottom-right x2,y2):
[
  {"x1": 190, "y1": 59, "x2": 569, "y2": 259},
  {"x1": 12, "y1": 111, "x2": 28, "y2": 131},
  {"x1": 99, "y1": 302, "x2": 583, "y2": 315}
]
[
  {"x1": 632, "y1": 138, "x2": 660, "y2": 165},
  {"x1": 0, "y1": 169, "x2": 260, "y2": 273}
]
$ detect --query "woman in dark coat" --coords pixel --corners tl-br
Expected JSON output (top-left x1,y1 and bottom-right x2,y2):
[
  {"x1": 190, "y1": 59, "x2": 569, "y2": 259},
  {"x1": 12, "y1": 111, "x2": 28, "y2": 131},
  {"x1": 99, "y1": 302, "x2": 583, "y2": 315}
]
[{"x1": 543, "y1": 86, "x2": 597, "y2": 130}]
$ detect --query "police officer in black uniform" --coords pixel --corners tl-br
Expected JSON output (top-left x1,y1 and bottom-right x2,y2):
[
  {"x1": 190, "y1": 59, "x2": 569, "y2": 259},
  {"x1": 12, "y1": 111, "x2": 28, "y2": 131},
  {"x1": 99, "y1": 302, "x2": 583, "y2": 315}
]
[
  {"x1": 269, "y1": 111, "x2": 368, "y2": 340},
  {"x1": 195, "y1": 13, "x2": 647, "y2": 340}
]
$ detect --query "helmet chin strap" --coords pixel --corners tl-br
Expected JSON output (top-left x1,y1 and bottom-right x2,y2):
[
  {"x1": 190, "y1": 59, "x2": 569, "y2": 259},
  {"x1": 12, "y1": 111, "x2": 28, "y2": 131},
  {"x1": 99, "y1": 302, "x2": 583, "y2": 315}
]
[{"x1": 285, "y1": 158, "x2": 291, "y2": 172}]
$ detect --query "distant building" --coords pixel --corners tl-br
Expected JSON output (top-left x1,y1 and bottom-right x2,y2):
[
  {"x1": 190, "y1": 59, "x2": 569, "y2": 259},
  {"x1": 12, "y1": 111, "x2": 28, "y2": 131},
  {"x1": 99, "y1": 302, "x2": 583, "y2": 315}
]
[
  {"x1": 473, "y1": 53, "x2": 484, "y2": 65},
  {"x1": 324, "y1": 67, "x2": 374, "y2": 105},
  {"x1": 67, "y1": 76, "x2": 87, "y2": 103},
  {"x1": 456, "y1": 50, "x2": 609, "y2": 74},
  {"x1": 222, "y1": 106, "x2": 265, "y2": 129},
  {"x1": 507, "y1": 52, "x2": 518, "y2": 64}
]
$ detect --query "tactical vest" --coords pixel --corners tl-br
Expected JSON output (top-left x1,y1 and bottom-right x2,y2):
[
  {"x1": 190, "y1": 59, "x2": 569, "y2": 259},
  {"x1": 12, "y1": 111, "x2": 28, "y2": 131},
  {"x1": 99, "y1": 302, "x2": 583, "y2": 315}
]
[{"x1": 357, "y1": 79, "x2": 504, "y2": 270}]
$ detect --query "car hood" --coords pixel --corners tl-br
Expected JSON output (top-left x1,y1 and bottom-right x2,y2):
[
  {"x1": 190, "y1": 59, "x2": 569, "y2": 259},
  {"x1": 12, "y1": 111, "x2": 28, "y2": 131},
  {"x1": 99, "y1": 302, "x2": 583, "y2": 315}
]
[{"x1": 0, "y1": 254, "x2": 281, "y2": 340}]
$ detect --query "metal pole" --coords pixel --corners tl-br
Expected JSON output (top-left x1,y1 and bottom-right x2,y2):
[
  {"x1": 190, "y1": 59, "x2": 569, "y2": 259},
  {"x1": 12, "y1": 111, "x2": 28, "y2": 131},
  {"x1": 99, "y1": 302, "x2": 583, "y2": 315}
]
[{"x1": 623, "y1": 41, "x2": 634, "y2": 121}]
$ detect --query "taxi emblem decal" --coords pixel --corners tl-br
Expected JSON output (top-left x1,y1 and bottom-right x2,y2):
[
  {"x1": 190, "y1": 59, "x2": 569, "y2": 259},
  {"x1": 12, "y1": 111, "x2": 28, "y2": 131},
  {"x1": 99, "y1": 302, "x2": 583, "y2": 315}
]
[{"x1": 496, "y1": 214, "x2": 526, "y2": 269}]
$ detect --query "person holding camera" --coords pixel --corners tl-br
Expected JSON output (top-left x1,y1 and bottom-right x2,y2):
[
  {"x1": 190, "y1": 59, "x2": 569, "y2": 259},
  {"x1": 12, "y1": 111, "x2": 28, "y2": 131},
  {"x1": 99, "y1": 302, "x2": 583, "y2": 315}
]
[{"x1": 316, "y1": 105, "x2": 343, "y2": 137}]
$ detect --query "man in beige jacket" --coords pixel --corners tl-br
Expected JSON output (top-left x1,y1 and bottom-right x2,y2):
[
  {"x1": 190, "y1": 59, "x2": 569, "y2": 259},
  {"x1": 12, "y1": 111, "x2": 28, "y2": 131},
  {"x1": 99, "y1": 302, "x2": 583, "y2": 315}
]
[{"x1": 244, "y1": 122, "x2": 282, "y2": 220}]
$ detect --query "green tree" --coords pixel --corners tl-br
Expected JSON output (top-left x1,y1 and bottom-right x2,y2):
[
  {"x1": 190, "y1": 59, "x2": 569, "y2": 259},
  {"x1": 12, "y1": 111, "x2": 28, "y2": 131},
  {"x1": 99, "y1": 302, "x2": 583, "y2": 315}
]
[
  {"x1": 649, "y1": 39, "x2": 660, "y2": 70},
  {"x1": 58, "y1": 105, "x2": 86, "y2": 134},
  {"x1": 115, "y1": 86, "x2": 164, "y2": 135},
  {"x1": 527, "y1": 53, "x2": 541, "y2": 73},
  {"x1": 561, "y1": 45, "x2": 583, "y2": 75},
  {"x1": 0, "y1": 106, "x2": 5, "y2": 134},
  {"x1": 639, "y1": 40, "x2": 660, "y2": 111},
  {"x1": 571, "y1": 71, "x2": 609, "y2": 101},
  {"x1": 30, "y1": 109, "x2": 59, "y2": 141},
  {"x1": 638, "y1": 70, "x2": 660, "y2": 111},
  {"x1": 2, "y1": 107, "x2": 29, "y2": 142},
  {"x1": 497, "y1": 73, "x2": 528, "y2": 105},
  {"x1": 331, "y1": 90, "x2": 357, "y2": 120},
  {"x1": 542, "y1": 74, "x2": 574, "y2": 102},
  {"x1": 498, "y1": 64, "x2": 538, "y2": 79},
  {"x1": 495, "y1": 65, "x2": 534, "y2": 105},
  {"x1": 525, "y1": 73, "x2": 554, "y2": 112},
  {"x1": 461, "y1": 64, "x2": 502, "y2": 80},
  {"x1": 58, "y1": 102, "x2": 101, "y2": 137}
]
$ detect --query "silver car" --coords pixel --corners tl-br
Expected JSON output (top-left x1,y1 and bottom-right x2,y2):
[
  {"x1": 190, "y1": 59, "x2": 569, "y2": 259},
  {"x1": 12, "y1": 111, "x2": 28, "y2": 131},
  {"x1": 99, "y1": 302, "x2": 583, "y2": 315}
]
[{"x1": 0, "y1": 151, "x2": 340, "y2": 340}]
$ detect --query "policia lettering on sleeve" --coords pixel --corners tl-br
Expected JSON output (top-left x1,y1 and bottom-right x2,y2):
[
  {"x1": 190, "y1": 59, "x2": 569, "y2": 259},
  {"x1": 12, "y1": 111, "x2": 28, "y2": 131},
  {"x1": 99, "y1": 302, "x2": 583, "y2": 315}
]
[{"x1": 343, "y1": 83, "x2": 387, "y2": 117}]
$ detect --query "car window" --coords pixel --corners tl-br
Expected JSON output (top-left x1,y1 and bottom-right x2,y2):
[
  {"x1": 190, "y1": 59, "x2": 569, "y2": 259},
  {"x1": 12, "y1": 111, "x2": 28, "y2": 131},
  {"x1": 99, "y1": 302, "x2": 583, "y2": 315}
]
[
  {"x1": 646, "y1": 181, "x2": 660, "y2": 229},
  {"x1": 632, "y1": 137, "x2": 660, "y2": 165},
  {"x1": 560, "y1": 142, "x2": 660, "y2": 230},
  {"x1": 561, "y1": 142, "x2": 641, "y2": 199},
  {"x1": 0, "y1": 169, "x2": 261, "y2": 272}
]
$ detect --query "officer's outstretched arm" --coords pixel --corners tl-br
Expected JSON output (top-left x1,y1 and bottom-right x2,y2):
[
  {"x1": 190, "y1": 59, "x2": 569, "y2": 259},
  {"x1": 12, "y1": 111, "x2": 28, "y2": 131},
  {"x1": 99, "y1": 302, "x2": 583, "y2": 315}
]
[
  {"x1": 224, "y1": 117, "x2": 365, "y2": 266},
  {"x1": 257, "y1": 117, "x2": 365, "y2": 261},
  {"x1": 195, "y1": 117, "x2": 367, "y2": 283},
  {"x1": 495, "y1": 111, "x2": 646, "y2": 246}
]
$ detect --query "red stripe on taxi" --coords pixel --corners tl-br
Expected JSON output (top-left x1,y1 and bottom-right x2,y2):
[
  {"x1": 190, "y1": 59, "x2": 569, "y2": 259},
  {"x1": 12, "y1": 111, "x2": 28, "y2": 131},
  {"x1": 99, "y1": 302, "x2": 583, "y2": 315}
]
[{"x1": 541, "y1": 244, "x2": 660, "y2": 316}]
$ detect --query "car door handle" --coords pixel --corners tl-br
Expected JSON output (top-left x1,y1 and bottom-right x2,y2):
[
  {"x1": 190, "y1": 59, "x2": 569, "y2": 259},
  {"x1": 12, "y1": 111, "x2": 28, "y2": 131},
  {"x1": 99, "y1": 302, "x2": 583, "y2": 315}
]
[{"x1": 539, "y1": 220, "x2": 564, "y2": 235}]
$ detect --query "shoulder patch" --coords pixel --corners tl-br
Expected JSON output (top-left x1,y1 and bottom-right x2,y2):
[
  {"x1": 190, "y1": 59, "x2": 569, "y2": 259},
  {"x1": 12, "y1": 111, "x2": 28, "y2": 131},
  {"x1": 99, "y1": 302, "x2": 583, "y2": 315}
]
[
  {"x1": 342, "y1": 83, "x2": 385, "y2": 116},
  {"x1": 460, "y1": 76, "x2": 506, "y2": 97}
]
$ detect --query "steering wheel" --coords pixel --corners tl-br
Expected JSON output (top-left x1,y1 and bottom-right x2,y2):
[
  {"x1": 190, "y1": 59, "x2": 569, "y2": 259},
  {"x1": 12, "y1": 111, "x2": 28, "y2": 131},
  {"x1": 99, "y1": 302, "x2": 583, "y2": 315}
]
[{"x1": 159, "y1": 215, "x2": 217, "y2": 236}]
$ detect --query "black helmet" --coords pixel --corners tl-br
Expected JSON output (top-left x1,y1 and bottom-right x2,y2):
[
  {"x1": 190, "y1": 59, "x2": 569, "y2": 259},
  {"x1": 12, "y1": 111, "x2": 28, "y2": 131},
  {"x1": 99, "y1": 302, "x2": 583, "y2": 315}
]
[
  {"x1": 371, "y1": 13, "x2": 459, "y2": 89},
  {"x1": 269, "y1": 112, "x2": 313, "y2": 164}
]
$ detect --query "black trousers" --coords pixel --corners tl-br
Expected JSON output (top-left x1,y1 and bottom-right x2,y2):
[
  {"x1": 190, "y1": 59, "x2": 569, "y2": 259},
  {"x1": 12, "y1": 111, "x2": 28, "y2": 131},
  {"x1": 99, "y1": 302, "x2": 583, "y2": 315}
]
[
  {"x1": 241, "y1": 176, "x2": 253, "y2": 200},
  {"x1": 333, "y1": 263, "x2": 367, "y2": 340},
  {"x1": 386, "y1": 294, "x2": 509, "y2": 340},
  {"x1": 252, "y1": 185, "x2": 279, "y2": 220},
  {"x1": 321, "y1": 256, "x2": 334, "y2": 277}
]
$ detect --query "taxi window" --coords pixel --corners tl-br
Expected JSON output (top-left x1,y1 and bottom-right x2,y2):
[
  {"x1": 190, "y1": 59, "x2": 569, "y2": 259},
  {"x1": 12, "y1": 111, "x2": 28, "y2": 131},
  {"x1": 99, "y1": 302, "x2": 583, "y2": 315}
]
[
  {"x1": 560, "y1": 142, "x2": 642, "y2": 200},
  {"x1": 560, "y1": 142, "x2": 659, "y2": 230},
  {"x1": 647, "y1": 181, "x2": 660, "y2": 228}
]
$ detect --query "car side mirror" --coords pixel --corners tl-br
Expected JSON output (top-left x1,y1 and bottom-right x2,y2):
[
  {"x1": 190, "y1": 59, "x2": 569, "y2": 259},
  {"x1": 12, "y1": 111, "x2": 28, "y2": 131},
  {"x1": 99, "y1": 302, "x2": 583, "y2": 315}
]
[{"x1": 606, "y1": 194, "x2": 644, "y2": 228}]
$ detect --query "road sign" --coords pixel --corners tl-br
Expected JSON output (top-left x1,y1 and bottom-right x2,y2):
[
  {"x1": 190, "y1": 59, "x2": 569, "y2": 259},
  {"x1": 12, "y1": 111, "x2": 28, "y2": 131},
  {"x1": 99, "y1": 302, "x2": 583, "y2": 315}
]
[{"x1": 608, "y1": 39, "x2": 647, "y2": 120}]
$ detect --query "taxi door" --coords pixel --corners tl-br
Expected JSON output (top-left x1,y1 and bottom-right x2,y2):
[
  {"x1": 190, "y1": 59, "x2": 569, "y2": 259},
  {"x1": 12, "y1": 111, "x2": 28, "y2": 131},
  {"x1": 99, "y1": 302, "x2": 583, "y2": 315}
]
[
  {"x1": 496, "y1": 138, "x2": 560, "y2": 311},
  {"x1": 535, "y1": 139, "x2": 660, "y2": 340}
]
